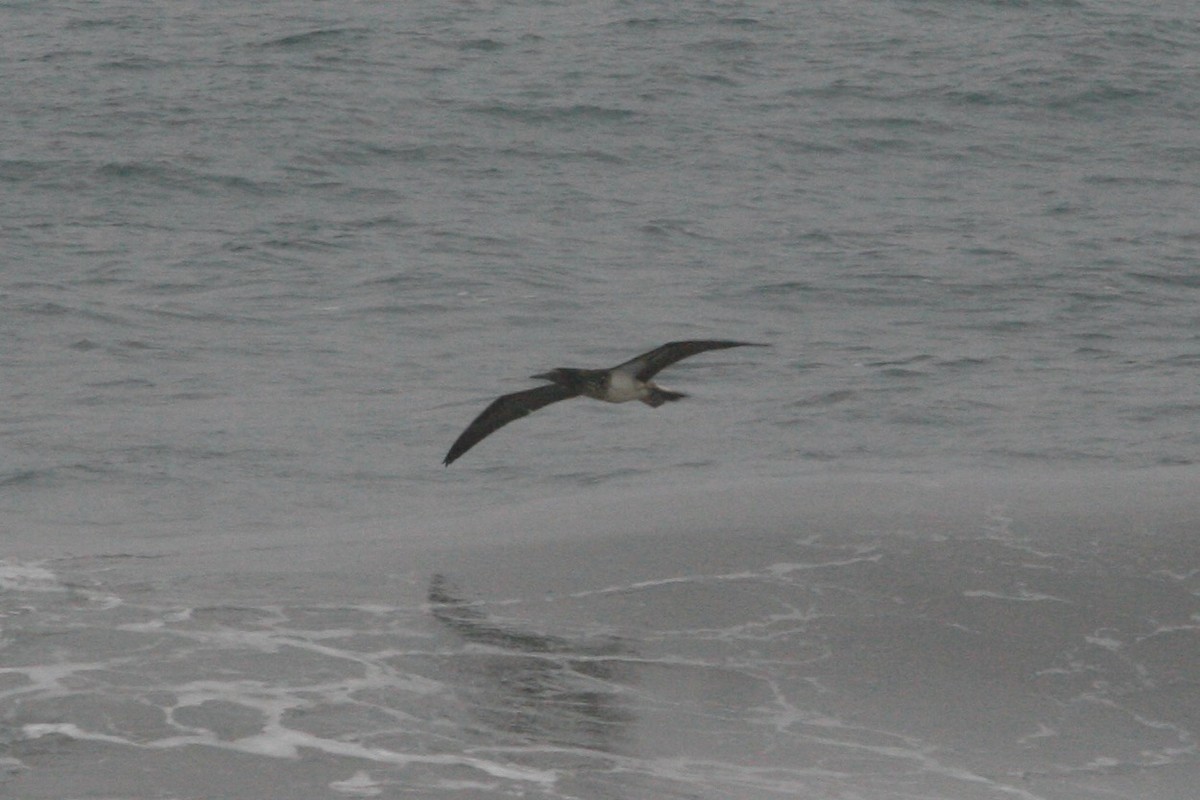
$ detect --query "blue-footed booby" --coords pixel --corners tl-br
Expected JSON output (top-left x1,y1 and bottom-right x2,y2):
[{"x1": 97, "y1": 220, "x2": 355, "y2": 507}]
[{"x1": 443, "y1": 339, "x2": 767, "y2": 466}]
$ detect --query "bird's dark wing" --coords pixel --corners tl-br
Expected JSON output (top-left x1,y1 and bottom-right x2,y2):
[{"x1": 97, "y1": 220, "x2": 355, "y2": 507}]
[
  {"x1": 443, "y1": 383, "x2": 578, "y2": 466},
  {"x1": 614, "y1": 340, "x2": 768, "y2": 381}
]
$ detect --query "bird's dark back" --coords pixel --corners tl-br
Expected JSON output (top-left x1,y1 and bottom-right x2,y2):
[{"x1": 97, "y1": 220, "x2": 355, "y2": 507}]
[{"x1": 547, "y1": 368, "x2": 607, "y2": 395}]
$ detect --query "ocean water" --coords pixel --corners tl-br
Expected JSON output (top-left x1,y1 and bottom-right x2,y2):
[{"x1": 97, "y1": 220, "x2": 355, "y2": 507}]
[{"x1": 2, "y1": 1, "x2": 1198, "y2": 798}]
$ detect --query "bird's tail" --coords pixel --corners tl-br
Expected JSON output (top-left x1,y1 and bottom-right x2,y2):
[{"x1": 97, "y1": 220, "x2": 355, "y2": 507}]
[{"x1": 641, "y1": 387, "x2": 687, "y2": 408}]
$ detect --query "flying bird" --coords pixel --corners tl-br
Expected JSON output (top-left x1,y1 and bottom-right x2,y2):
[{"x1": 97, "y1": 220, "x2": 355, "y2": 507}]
[{"x1": 443, "y1": 339, "x2": 767, "y2": 466}]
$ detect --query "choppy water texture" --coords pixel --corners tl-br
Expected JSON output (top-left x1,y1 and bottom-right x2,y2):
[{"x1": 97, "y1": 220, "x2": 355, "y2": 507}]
[{"x1": 2, "y1": 1, "x2": 1199, "y2": 798}]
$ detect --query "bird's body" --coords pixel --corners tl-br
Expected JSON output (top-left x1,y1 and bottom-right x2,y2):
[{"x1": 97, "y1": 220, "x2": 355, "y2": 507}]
[
  {"x1": 600, "y1": 370, "x2": 643, "y2": 402},
  {"x1": 443, "y1": 339, "x2": 766, "y2": 466}
]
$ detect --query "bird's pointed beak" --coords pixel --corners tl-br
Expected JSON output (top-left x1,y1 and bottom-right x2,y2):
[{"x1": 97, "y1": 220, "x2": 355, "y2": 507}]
[{"x1": 530, "y1": 372, "x2": 553, "y2": 381}]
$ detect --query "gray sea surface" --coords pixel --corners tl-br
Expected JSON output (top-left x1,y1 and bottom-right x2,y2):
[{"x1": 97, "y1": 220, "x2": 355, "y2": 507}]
[{"x1": 2, "y1": 1, "x2": 1199, "y2": 798}]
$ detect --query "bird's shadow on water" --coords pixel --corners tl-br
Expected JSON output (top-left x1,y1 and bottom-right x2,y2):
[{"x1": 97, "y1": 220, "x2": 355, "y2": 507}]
[{"x1": 427, "y1": 573, "x2": 638, "y2": 752}]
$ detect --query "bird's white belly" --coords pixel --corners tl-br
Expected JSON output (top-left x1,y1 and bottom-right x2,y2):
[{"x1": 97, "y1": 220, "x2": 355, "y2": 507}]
[{"x1": 604, "y1": 371, "x2": 646, "y2": 402}]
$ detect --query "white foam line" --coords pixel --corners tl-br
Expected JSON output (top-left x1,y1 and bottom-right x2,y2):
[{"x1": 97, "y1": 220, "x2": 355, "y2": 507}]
[
  {"x1": 0, "y1": 559, "x2": 123, "y2": 608},
  {"x1": 20, "y1": 723, "x2": 557, "y2": 786},
  {"x1": 0, "y1": 560, "x2": 64, "y2": 592},
  {"x1": 789, "y1": 730, "x2": 1053, "y2": 800},
  {"x1": 557, "y1": 557, "x2": 881, "y2": 601},
  {"x1": 765, "y1": 556, "x2": 884, "y2": 574},
  {"x1": 962, "y1": 589, "x2": 1069, "y2": 603},
  {"x1": 105, "y1": 623, "x2": 443, "y2": 696},
  {"x1": 1084, "y1": 633, "x2": 1123, "y2": 651},
  {"x1": 330, "y1": 769, "x2": 384, "y2": 796},
  {"x1": 0, "y1": 661, "x2": 126, "y2": 703}
]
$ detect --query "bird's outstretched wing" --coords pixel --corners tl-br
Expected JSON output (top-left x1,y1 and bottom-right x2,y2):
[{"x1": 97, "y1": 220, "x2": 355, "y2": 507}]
[
  {"x1": 614, "y1": 340, "x2": 767, "y2": 381},
  {"x1": 443, "y1": 383, "x2": 578, "y2": 466}
]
